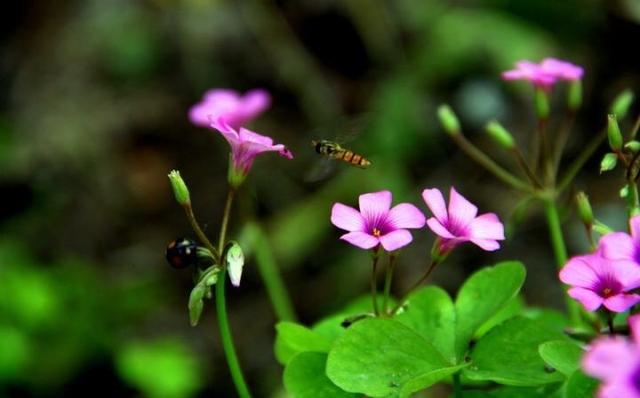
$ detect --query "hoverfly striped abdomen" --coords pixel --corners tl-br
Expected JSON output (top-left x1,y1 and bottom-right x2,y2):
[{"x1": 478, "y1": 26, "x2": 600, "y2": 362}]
[{"x1": 311, "y1": 139, "x2": 371, "y2": 169}]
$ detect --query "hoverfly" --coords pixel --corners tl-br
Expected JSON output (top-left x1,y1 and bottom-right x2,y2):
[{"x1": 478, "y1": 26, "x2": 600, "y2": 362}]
[{"x1": 311, "y1": 139, "x2": 371, "y2": 168}]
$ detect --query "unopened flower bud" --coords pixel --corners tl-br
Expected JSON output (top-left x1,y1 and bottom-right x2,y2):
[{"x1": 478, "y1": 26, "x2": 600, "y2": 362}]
[
  {"x1": 600, "y1": 153, "x2": 618, "y2": 173},
  {"x1": 225, "y1": 242, "x2": 245, "y2": 287},
  {"x1": 575, "y1": 192, "x2": 593, "y2": 227},
  {"x1": 437, "y1": 105, "x2": 460, "y2": 136},
  {"x1": 188, "y1": 284, "x2": 206, "y2": 326},
  {"x1": 608, "y1": 115, "x2": 623, "y2": 151},
  {"x1": 168, "y1": 170, "x2": 190, "y2": 206},
  {"x1": 568, "y1": 80, "x2": 582, "y2": 111},
  {"x1": 486, "y1": 120, "x2": 515, "y2": 149},
  {"x1": 535, "y1": 87, "x2": 550, "y2": 120},
  {"x1": 626, "y1": 141, "x2": 640, "y2": 153},
  {"x1": 620, "y1": 184, "x2": 629, "y2": 199},
  {"x1": 610, "y1": 89, "x2": 634, "y2": 119}
]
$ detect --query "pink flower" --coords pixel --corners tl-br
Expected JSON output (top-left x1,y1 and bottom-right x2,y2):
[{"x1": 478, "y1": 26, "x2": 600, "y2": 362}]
[
  {"x1": 502, "y1": 58, "x2": 583, "y2": 89},
  {"x1": 422, "y1": 187, "x2": 505, "y2": 252},
  {"x1": 502, "y1": 60, "x2": 557, "y2": 88},
  {"x1": 540, "y1": 58, "x2": 584, "y2": 81},
  {"x1": 599, "y1": 215, "x2": 640, "y2": 265},
  {"x1": 189, "y1": 88, "x2": 270, "y2": 129},
  {"x1": 559, "y1": 252, "x2": 640, "y2": 312},
  {"x1": 583, "y1": 314, "x2": 640, "y2": 398},
  {"x1": 211, "y1": 117, "x2": 293, "y2": 185},
  {"x1": 331, "y1": 191, "x2": 426, "y2": 251}
]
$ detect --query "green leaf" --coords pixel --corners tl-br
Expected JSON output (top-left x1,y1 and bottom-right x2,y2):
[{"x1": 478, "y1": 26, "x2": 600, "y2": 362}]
[
  {"x1": 538, "y1": 341, "x2": 583, "y2": 377},
  {"x1": 455, "y1": 261, "x2": 526, "y2": 359},
  {"x1": 399, "y1": 364, "x2": 468, "y2": 398},
  {"x1": 274, "y1": 322, "x2": 332, "y2": 365},
  {"x1": 326, "y1": 318, "x2": 449, "y2": 397},
  {"x1": 465, "y1": 317, "x2": 568, "y2": 386},
  {"x1": 475, "y1": 295, "x2": 525, "y2": 338},
  {"x1": 564, "y1": 370, "x2": 598, "y2": 398},
  {"x1": 522, "y1": 308, "x2": 568, "y2": 334},
  {"x1": 465, "y1": 385, "x2": 562, "y2": 397},
  {"x1": 284, "y1": 352, "x2": 357, "y2": 398},
  {"x1": 395, "y1": 286, "x2": 456, "y2": 363}
]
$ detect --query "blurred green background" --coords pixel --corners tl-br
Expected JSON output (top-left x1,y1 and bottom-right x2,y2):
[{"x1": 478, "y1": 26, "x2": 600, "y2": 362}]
[{"x1": 1, "y1": 0, "x2": 639, "y2": 397}]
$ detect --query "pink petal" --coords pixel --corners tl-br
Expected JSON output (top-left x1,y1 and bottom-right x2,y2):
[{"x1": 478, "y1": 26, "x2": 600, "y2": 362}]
[
  {"x1": 583, "y1": 337, "x2": 637, "y2": 381},
  {"x1": 567, "y1": 287, "x2": 603, "y2": 311},
  {"x1": 469, "y1": 238, "x2": 501, "y2": 251},
  {"x1": 340, "y1": 231, "x2": 379, "y2": 250},
  {"x1": 467, "y1": 213, "x2": 505, "y2": 240},
  {"x1": 238, "y1": 127, "x2": 274, "y2": 146},
  {"x1": 599, "y1": 232, "x2": 636, "y2": 261},
  {"x1": 331, "y1": 203, "x2": 365, "y2": 232},
  {"x1": 190, "y1": 90, "x2": 240, "y2": 126},
  {"x1": 541, "y1": 58, "x2": 584, "y2": 81},
  {"x1": 426, "y1": 218, "x2": 455, "y2": 239},
  {"x1": 629, "y1": 314, "x2": 640, "y2": 345},
  {"x1": 279, "y1": 147, "x2": 294, "y2": 159},
  {"x1": 386, "y1": 203, "x2": 426, "y2": 229},
  {"x1": 630, "y1": 215, "x2": 640, "y2": 246},
  {"x1": 610, "y1": 259, "x2": 640, "y2": 290},
  {"x1": 204, "y1": 89, "x2": 239, "y2": 103},
  {"x1": 379, "y1": 229, "x2": 413, "y2": 251},
  {"x1": 238, "y1": 89, "x2": 271, "y2": 120},
  {"x1": 599, "y1": 381, "x2": 640, "y2": 398},
  {"x1": 603, "y1": 293, "x2": 640, "y2": 312},
  {"x1": 447, "y1": 187, "x2": 478, "y2": 230},
  {"x1": 502, "y1": 70, "x2": 527, "y2": 80},
  {"x1": 559, "y1": 255, "x2": 601, "y2": 289},
  {"x1": 421, "y1": 188, "x2": 448, "y2": 224},
  {"x1": 359, "y1": 191, "x2": 392, "y2": 224}
]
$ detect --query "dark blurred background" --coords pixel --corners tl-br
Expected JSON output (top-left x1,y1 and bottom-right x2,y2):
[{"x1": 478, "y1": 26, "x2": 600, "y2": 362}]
[{"x1": 1, "y1": 0, "x2": 639, "y2": 397}]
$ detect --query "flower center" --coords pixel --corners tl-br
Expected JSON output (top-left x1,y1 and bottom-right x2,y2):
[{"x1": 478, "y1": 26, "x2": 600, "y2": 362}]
[
  {"x1": 602, "y1": 287, "x2": 613, "y2": 297},
  {"x1": 372, "y1": 228, "x2": 382, "y2": 237}
]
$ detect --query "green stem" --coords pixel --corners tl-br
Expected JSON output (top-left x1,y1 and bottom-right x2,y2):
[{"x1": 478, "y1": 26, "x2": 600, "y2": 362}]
[
  {"x1": 382, "y1": 254, "x2": 396, "y2": 315},
  {"x1": 558, "y1": 128, "x2": 607, "y2": 193},
  {"x1": 216, "y1": 268, "x2": 251, "y2": 398},
  {"x1": 450, "y1": 134, "x2": 532, "y2": 192},
  {"x1": 543, "y1": 197, "x2": 580, "y2": 325},
  {"x1": 631, "y1": 114, "x2": 640, "y2": 140},
  {"x1": 453, "y1": 373, "x2": 463, "y2": 398},
  {"x1": 184, "y1": 204, "x2": 220, "y2": 262},
  {"x1": 606, "y1": 309, "x2": 615, "y2": 335},
  {"x1": 391, "y1": 259, "x2": 439, "y2": 315},
  {"x1": 371, "y1": 253, "x2": 381, "y2": 316},
  {"x1": 538, "y1": 118, "x2": 554, "y2": 185},
  {"x1": 511, "y1": 147, "x2": 543, "y2": 188},
  {"x1": 244, "y1": 222, "x2": 296, "y2": 321},
  {"x1": 552, "y1": 111, "x2": 576, "y2": 175},
  {"x1": 215, "y1": 189, "x2": 252, "y2": 398}
]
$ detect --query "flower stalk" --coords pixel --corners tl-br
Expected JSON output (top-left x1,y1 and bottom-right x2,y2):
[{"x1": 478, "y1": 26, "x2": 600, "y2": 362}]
[{"x1": 214, "y1": 188, "x2": 252, "y2": 398}]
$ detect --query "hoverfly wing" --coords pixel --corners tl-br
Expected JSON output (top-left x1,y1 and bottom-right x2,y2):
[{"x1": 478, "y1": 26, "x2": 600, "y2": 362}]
[{"x1": 304, "y1": 156, "x2": 337, "y2": 183}]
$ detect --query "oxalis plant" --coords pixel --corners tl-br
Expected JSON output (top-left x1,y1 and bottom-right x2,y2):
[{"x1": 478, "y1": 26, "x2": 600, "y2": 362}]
[{"x1": 166, "y1": 59, "x2": 640, "y2": 398}]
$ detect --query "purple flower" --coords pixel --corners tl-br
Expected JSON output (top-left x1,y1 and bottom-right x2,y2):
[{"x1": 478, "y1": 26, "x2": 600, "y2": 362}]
[
  {"x1": 422, "y1": 187, "x2": 505, "y2": 253},
  {"x1": 502, "y1": 58, "x2": 583, "y2": 89},
  {"x1": 599, "y1": 216, "x2": 640, "y2": 265},
  {"x1": 583, "y1": 314, "x2": 640, "y2": 398},
  {"x1": 211, "y1": 117, "x2": 293, "y2": 185},
  {"x1": 330, "y1": 191, "x2": 426, "y2": 251},
  {"x1": 189, "y1": 88, "x2": 270, "y2": 129},
  {"x1": 559, "y1": 252, "x2": 640, "y2": 312}
]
